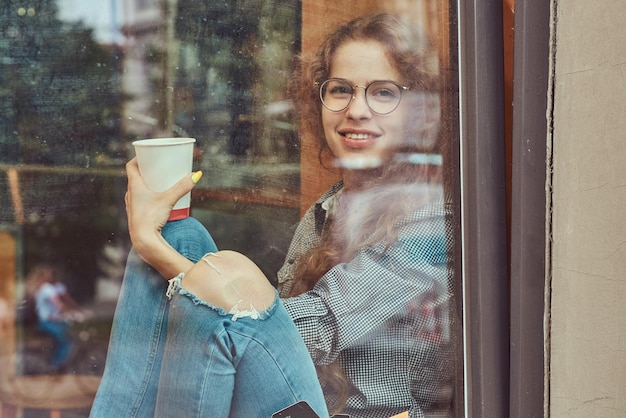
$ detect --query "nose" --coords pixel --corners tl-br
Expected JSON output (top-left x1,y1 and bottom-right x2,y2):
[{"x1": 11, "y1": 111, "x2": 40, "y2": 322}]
[{"x1": 346, "y1": 86, "x2": 372, "y2": 119}]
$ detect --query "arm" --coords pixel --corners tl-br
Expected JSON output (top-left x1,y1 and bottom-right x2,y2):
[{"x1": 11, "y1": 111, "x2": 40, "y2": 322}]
[
  {"x1": 125, "y1": 158, "x2": 201, "y2": 279},
  {"x1": 51, "y1": 293, "x2": 71, "y2": 316},
  {"x1": 55, "y1": 283, "x2": 80, "y2": 311}
]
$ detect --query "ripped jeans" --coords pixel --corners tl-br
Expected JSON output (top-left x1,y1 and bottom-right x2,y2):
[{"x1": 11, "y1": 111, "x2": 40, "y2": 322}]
[{"x1": 90, "y1": 218, "x2": 328, "y2": 418}]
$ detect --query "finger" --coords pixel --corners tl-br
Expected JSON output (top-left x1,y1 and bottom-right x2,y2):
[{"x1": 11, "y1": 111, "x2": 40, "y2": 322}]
[
  {"x1": 161, "y1": 171, "x2": 202, "y2": 205},
  {"x1": 125, "y1": 158, "x2": 144, "y2": 185},
  {"x1": 125, "y1": 157, "x2": 138, "y2": 174}
]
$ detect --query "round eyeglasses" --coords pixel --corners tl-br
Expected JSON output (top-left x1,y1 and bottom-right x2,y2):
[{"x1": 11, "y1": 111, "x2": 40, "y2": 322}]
[{"x1": 318, "y1": 78, "x2": 409, "y2": 115}]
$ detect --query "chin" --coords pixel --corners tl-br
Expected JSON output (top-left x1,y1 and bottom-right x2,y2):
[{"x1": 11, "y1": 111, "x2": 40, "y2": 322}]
[{"x1": 333, "y1": 154, "x2": 385, "y2": 169}]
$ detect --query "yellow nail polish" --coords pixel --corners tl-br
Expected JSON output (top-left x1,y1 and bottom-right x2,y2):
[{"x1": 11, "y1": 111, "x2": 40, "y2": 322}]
[{"x1": 191, "y1": 171, "x2": 203, "y2": 184}]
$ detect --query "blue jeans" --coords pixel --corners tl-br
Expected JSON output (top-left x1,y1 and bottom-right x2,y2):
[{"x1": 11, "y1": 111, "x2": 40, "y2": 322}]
[
  {"x1": 90, "y1": 218, "x2": 328, "y2": 418},
  {"x1": 38, "y1": 319, "x2": 73, "y2": 367}
]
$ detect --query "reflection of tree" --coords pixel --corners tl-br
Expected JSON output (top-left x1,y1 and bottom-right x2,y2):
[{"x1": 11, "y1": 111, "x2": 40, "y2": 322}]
[
  {"x1": 174, "y1": 0, "x2": 300, "y2": 159},
  {"x1": 0, "y1": 1, "x2": 128, "y2": 303},
  {"x1": 0, "y1": 0, "x2": 123, "y2": 165}
]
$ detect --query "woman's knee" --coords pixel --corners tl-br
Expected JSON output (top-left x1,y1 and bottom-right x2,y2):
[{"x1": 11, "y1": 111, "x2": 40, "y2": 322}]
[{"x1": 181, "y1": 250, "x2": 276, "y2": 312}]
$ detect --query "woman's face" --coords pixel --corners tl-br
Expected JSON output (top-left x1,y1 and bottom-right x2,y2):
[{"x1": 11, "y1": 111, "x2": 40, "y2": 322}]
[{"x1": 322, "y1": 40, "x2": 407, "y2": 168}]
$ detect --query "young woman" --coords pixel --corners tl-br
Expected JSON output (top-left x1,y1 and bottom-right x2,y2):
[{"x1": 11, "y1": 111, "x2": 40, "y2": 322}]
[{"x1": 91, "y1": 13, "x2": 454, "y2": 418}]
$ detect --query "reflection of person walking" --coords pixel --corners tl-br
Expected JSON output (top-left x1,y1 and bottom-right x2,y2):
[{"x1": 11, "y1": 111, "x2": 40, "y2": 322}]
[{"x1": 28, "y1": 266, "x2": 75, "y2": 370}]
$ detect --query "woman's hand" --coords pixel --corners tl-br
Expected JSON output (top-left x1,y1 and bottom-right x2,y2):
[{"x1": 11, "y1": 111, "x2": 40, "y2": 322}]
[{"x1": 125, "y1": 158, "x2": 202, "y2": 273}]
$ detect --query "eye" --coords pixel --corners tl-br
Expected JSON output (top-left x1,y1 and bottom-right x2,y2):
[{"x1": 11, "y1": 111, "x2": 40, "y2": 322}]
[
  {"x1": 329, "y1": 86, "x2": 351, "y2": 95},
  {"x1": 328, "y1": 86, "x2": 352, "y2": 96},
  {"x1": 368, "y1": 82, "x2": 401, "y2": 101},
  {"x1": 325, "y1": 80, "x2": 352, "y2": 97}
]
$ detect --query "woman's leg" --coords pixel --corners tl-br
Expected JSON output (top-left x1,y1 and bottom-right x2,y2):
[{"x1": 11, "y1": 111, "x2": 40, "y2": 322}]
[
  {"x1": 90, "y1": 217, "x2": 217, "y2": 418},
  {"x1": 155, "y1": 271, "x2": 329, "y2": 418}
]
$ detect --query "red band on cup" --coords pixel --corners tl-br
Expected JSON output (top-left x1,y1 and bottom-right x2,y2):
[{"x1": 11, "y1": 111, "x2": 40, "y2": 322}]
[{"x1": 168, "y1": 207, "x2": 190, "y2": 221}]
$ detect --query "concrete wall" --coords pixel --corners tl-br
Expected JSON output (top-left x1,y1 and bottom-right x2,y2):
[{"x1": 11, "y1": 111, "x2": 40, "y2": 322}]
[{"x1": 549, "y1": 1, "x2": 626, "y2": 416}]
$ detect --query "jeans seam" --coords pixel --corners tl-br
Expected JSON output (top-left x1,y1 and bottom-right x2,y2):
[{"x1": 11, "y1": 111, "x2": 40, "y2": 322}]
[
  {"x1": 197, "y1": 327, "x2": 230, "y2": 418},
  {"x1": 229, "y1": 329, "x2": 302, "y2": 401},
  {"x1": 129, "y1": 283, "x2": 168, "y2": 417}
]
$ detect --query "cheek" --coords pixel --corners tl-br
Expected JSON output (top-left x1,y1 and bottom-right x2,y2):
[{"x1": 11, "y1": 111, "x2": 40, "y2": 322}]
[
  {"x1": 400, "y1": 94, "x2": 441, "y2": 149},
  {"x1": 321, "y1": 110, "x2": 330, "y2": 133},
  {"x1": 321, "y1": 110, "x2": 340, "y2": 139},
  {"x1": 386, "y1": 111, "x2": 410, "y2": 143}
]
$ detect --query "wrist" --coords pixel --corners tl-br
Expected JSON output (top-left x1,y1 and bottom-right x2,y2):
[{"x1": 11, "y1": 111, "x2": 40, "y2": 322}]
[
  {"x1": 131, "y1": 229, "x2": 165, "y2": 262},
  {"x1": 131, "y1": 228, "x2": 194, "y2": 279}
]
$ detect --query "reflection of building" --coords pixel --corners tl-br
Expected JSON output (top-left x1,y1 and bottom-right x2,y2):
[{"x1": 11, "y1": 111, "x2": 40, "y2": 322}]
[
  {"x1": 119, "y1": 0, "x2": 163, "y2": 138},
  {"x1": 118, "y1": 0, "x2": 300, "y2": 164},
  {"x1": 117, "y1": 0, "x2": 302, "y2": 204}
]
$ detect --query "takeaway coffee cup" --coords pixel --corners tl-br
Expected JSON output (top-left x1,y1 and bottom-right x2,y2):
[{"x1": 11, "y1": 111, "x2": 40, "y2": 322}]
[{"x1": 132, "y1": 137, "x2": 196, "y2": 221}]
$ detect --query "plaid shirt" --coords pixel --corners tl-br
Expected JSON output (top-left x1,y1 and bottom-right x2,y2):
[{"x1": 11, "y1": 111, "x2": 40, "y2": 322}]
[{"x1": 278, "y1": 182, "x2": 455, "y2": 418}]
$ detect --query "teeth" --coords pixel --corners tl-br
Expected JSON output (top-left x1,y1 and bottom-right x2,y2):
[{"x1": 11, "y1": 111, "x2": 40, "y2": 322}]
[{"x1": 345, "y1": 133, "x2": 373, "y2": 140}]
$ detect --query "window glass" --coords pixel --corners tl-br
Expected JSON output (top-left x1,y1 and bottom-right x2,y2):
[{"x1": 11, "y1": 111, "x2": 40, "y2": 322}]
[{"x1": 0, "y1": 0, "x2": 462, "y2": 416}]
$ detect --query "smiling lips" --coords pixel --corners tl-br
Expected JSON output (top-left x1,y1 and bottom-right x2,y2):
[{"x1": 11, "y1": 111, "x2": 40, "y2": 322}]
[{"x1": 341, "y1": 131, "x2": 379, "y2": 148}]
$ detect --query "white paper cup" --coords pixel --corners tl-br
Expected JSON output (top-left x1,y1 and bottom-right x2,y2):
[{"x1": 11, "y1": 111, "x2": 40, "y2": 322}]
[{"x1": 133, "y1": 137, "x2": 196, "y2": 221}]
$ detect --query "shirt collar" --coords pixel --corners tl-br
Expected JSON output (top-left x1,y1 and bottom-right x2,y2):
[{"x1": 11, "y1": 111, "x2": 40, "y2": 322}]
[{"x1": 313, "y1": 181, "x2": 343, "y2": 234}]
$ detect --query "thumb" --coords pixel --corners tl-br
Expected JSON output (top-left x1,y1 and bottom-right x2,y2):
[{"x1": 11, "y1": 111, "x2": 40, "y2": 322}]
[{"x1": 161, "y1": 171, "x2": 202, "y2": 206}]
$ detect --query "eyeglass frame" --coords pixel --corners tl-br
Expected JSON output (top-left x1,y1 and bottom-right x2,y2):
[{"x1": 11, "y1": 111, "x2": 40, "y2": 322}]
[{"x1": 317, "y1": 78, "x2": 410, "y2": 115}]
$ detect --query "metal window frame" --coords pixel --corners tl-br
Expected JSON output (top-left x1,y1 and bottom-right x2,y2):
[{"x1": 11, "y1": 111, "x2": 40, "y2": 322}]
[
  {"x1": 509, "y1": 0, "x2": 551, "y2": 417},
  {"x1": 457, "y1": 0, "x2": 509, "y2": 416},
  {"x1": 457, "y1": 0, "x2": 549, "y2": 416}
]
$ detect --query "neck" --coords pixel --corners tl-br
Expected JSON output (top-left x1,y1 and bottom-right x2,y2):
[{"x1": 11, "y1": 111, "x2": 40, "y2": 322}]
[{"x1": 341, "y1": 166, "x2": 384, "y2": 191}]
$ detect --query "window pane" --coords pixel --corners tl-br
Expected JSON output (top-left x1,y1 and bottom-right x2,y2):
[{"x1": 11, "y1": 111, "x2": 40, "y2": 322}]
[{"x1": 0, "y1": 1, "x2": 464, "y2": 416}]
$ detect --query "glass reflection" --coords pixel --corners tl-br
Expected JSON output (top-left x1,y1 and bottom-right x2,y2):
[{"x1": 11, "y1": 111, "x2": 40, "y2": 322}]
[{"x1": 0, "y1": 1, "x2": 459, "y2": 417}]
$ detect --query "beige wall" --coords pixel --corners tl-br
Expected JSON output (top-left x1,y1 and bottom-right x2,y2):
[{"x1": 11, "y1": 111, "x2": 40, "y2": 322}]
[{"x1": 549, "y1": 1, "x2": 626, "y2": 416}]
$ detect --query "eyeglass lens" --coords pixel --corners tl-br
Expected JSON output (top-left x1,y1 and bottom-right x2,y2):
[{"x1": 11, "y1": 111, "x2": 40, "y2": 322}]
[{"x1": 320, "y1": 79, "x2": 403, "y2": 114}]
